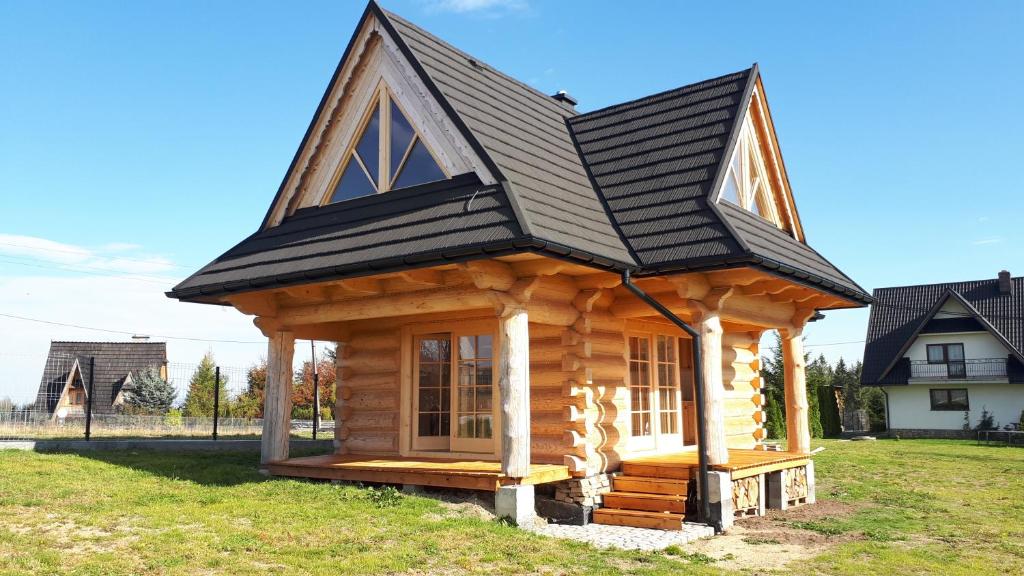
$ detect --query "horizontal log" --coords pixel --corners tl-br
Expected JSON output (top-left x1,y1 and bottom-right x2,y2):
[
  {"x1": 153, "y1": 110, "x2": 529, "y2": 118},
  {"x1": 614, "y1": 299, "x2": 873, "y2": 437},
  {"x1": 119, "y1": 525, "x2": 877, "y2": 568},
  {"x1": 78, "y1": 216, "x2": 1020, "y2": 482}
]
[
  {"x1": 348, "y1": 331, "x2": 400, "y2": 352},
  {"x1": 723, "y1": 364, "x2": 758, "y2": 383},
  {"x1": 337, "y1": 350, "x2": 399, "y2": 374},
  {"x1": 611, "y1": 291, "x2": 795, "y2": 328},
  {"x1": 345, "y1": 411, "x2": 397, "y2": 430},
  {"x1": 532, "y1": 388, "x2": 587, "y2": 412},
  {"x1": 531, "y1": 434, "x2": 590, "y2": 458},
  {"x1": 526, "y1": 298, "x2": 580, "y2": 327},
  {"x1": 345, "y1": 372, "x2": 399, "y2": 391},
  {"x1": 724, "y1": 346, "x2": 757, "y2": 365},
  {"x1": 345, "y1": 433, "x2": 398, "y2": 453},
  {"x1": 531, "y1": 412, "x2": 587, "y2": 436},
  {"x1": 587, "y1": 354, "x2": 628, "y2": 379},
  {"x1": 278, "y1": 285, "x2": 498, "y2": 326},
  {"x1": 347, "y1": 390, "x2": 398, "y2": 411},
  {"x1": 527, "y1": 323, "x2": 566, "y2": 339}
]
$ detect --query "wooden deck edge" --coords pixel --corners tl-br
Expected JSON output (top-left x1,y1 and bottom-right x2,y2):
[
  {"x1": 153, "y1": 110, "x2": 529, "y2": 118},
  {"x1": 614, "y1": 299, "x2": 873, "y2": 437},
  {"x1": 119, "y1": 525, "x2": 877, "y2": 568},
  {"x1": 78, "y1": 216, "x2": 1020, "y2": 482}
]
[{"x1": 727, "y1": 459, "x2": 809, "y2": 479}]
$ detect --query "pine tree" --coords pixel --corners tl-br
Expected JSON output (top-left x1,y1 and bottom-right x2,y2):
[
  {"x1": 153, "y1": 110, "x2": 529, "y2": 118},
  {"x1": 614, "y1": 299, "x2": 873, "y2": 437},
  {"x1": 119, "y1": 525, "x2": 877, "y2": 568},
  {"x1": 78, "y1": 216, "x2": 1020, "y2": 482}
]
[
  {"x1": 233, "y1": 359, "x2": 267, "y2": 419},
  {"x1": 805, "y1": 354, "x2": 831, "y2": 438},
  {"x1": 123, "y1": 365, "x2": 176, "y2": 414},
  {"x1": 760, "y1": 332, "x2": 787, "y2": 439},
  {"x1": 182, "y1": 353, "x2": 228, "y2": 417}
]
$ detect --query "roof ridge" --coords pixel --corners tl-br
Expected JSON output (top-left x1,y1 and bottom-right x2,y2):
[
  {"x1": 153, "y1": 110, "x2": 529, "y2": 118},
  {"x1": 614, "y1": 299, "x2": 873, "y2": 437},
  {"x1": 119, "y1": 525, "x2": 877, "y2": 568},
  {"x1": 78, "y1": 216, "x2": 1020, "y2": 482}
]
[
  {"x1": 379, "y1": 7, "x2": 576, "y2": 120},
  {"x1": 573, "y1": 67, "x2": 754, "y2": 121},
  {"x1": 873, "y1": 276, "x2": 1022, "y2": 294}
]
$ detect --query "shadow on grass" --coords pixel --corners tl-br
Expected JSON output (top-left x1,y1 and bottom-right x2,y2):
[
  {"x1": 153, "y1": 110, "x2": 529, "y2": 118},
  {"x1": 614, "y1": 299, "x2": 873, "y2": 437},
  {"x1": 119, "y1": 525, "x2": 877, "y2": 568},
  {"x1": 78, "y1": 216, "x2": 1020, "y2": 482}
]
[{"x1": 61, "y1": 444, "x2": 332, "y2": 487}]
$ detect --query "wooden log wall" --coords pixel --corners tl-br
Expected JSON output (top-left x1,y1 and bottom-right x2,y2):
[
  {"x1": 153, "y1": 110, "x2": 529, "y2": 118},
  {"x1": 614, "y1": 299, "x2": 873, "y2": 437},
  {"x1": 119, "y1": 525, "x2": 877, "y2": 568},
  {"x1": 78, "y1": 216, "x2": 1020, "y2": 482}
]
[
  {"x1": 720, "y1": 330, "x2": 766, "y2": 449},
  {"x1": 335, "y1": 328, "x2": 401, "y2": 455}
]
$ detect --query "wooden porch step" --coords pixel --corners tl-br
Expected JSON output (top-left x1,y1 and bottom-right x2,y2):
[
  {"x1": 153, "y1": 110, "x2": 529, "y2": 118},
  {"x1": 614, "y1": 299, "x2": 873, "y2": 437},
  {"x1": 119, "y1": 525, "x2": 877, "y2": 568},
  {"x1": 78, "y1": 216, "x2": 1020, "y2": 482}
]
[
  {"x1": 603, "y1": 491, "x2": 686, "y2": 513},
  {"x1": 612, "y1": 475, "x2": 689, "y2": 495},
  {"x1": 621, "y1": 462, "x2": 693, "y2": 480},
  {"x1": 592, "y1": 508, "x2": 685, "y2": 530}
]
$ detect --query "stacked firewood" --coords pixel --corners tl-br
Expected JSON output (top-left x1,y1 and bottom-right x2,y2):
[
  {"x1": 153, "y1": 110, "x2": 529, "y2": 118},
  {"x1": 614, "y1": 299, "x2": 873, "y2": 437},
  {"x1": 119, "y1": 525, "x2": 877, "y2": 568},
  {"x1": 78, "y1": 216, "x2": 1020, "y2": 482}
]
[
  {"x1": 732, "y1": 476, "x2": 760, "y2": 512},
  {"x1": 785, "y1": 466, "x2": 809, "y2": 501}
]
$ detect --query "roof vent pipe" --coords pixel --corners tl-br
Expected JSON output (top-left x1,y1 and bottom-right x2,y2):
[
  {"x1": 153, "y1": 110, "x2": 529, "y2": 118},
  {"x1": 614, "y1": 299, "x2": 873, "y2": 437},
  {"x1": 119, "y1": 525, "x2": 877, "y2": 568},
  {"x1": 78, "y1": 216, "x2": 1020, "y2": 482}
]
[
  {"x1": 551, "y1": 90, "x2": 578, "y2": 108},
  {"x1": 998, "y1": 270, "x2": 1012, "y2": 295}
]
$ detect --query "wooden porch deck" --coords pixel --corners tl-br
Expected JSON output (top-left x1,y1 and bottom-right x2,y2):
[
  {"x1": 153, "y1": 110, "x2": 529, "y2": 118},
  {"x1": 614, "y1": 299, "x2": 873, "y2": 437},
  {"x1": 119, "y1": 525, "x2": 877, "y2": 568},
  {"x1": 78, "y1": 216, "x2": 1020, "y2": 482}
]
[
  {"x1": 623, "y1": 449, "x2": 810, "y2": 480},
  {"x1": 267, "y1": 454, "x2": 571, "y2": 491}
]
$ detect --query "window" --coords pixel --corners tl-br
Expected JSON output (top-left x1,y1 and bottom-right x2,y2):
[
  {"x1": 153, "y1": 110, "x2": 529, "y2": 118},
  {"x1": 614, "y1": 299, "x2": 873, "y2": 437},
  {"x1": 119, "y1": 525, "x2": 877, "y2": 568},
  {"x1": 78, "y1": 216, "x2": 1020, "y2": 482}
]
[
  {"x1": 628, "y1": 336, "x2": 653, "y2": 437},
  {"x1": 926, "y1": 343, "x2": 965, "y2": 363},
  {"x1": 656, "y1": 335, "x2": 680, "y2": 435},
  {"x1": 717, "y1": 113, "x2": 788, "y2": 230},
  {"x1": 930, "y1": 389, "x2": 969, "y2": 411},
  {"x1": 328, "y1": 87, "x2": 447, "y2": 204}
]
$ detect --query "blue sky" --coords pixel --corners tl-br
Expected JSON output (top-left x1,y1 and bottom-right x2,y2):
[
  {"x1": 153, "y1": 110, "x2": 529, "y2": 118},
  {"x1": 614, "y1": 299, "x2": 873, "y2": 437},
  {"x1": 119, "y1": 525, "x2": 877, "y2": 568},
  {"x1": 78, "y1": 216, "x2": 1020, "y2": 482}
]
[{"x1": 1, "y1": 0, "x2": 1021, "y2": 399}]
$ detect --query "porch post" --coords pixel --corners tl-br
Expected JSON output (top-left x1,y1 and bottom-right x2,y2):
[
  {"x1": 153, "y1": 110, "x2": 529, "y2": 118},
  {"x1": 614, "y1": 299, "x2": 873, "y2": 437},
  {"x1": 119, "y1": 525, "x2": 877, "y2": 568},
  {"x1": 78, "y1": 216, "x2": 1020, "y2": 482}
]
[
  {"x1": 697, "y1": 310, "x2": 729, "y2": 466},
  {"x1": 498, "y1": 305, "x2": 530, "y2": 478},
  {"x1": 261, "y1": 329, "x2": 295, "y2": 465},
  {"x1": 781, "y1": 328, "x2": 811, "y2": 454}
]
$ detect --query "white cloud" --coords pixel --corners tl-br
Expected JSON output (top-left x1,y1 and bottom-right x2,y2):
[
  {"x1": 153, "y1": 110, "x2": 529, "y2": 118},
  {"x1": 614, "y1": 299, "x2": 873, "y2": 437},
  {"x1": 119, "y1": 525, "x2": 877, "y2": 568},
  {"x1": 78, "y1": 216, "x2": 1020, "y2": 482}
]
[
  {"x1": 972, "y1": 238, "x2": 1002, "y2": 245},
  {"x1": 0, "y1": 233, "x2": 177, "y2": 275},
  {"x1": 425, "y1": 0, "x2": 527, "y2": 14}
]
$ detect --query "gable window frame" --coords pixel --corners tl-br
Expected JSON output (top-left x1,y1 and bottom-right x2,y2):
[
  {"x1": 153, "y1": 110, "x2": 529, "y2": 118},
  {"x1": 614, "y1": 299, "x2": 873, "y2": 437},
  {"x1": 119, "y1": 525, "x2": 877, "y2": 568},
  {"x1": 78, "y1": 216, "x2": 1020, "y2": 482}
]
[
  {"x1": 325, "y1": 82, "x2": 449, "y2": 205},
  {"x1": 929, "y1": 388, "x2": 969, "y2": 411}
]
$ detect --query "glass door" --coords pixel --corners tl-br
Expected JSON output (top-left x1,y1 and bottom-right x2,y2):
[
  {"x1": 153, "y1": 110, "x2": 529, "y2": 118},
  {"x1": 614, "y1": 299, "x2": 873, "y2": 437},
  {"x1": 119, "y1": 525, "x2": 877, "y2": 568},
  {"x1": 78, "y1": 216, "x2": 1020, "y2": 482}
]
[
  {"x1": 412, "y1": 334, "x2": 451, "y2": 451},
  {"x1": 412, "y1": 330, "x2": 497, "y2": 455},
  {"x1": 654, "y1": 335, "x2": 683, "y2": 447},
  {"x1": 452, "y1": 333, "x2": 496, "y2": 453},
  {"x1": 628, "y1": 333, "x2": 684, "y2": 451}
]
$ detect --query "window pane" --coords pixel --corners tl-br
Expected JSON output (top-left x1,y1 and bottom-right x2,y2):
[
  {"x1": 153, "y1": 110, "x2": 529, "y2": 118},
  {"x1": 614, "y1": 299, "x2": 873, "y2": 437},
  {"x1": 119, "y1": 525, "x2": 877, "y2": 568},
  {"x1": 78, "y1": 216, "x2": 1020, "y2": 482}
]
[
  {"x1": 476, "y1": 387, "x2": 492, "y2": 411},
  {"x1": 356, "y1": 108, "x2": 380, "y2": 184},
  {"x1": 947, "y1": 344, "x2": 965, "y2": 361},
  {"x1": 721, "y1": 169, "x2": 740, "y2": 204},
  {"x1": 475, "y1": 362, "x2": 492, "y2": 386},
  {"x1": 927, "y1": 345, "x2": 944, "y2": 363},
  {"x1": 458, "y1": 336, "x2": 475, "y2": 361},
  {"x1": 390, "y1": 101, "x2": 415, "y2": 177},
  {"x1": 950, "y1": 389, "x2": 968, "y2": 406},
  {"x1": 418, "y1": 363, "x2": 440, "y2": 387},
  {"x1": 419, "y1": 388, "x2": 440, "y2": 412},
  {"x1": 476, "y1": 335, "x2": 492, "y2": 360},
  {"x1": 393, "y1": 140, "x2": 445, "y2": 190},
  {"x1": 329, "y1": 156, "x2": 376, "y2": 203},
  {"x1": 476, "y1": 414, "x2": 493, "y2": 439}
]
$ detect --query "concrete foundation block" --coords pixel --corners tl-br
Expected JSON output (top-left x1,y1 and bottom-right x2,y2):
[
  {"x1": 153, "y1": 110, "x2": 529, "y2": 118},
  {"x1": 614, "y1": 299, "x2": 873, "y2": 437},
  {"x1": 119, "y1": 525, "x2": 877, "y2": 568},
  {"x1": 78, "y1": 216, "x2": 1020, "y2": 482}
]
[
  {"x1": 495, "y1": 484, "x2": 535, "y2": 526},
  {"x1": 805, "y1": 461, "x2": 816, "y2": 504},
  {"x1": 706, "y1": 470, "x2": 734, "y2": 532},
  {"x1": 766, "y1": 469, "x2": 788, "y2": 510}
]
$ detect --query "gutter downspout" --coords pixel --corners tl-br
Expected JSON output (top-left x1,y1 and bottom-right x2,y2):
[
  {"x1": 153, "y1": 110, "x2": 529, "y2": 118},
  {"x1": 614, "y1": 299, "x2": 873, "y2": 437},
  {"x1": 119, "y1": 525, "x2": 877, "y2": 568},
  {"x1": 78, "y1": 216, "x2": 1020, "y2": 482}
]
[{"x1": 621, "y1": 269, "x2": 717, "y2": 532}]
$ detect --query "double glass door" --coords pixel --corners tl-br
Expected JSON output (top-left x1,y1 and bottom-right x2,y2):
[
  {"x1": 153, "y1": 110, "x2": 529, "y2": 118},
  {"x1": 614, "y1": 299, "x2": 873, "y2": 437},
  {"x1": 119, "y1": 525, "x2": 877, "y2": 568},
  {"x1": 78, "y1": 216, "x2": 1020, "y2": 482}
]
[
  {"x1": 628, "y1": 333, "x2": 688, "y2": 451},
  {"x1": 413, "y1": 331, "x2": 496, "y2": 454}
]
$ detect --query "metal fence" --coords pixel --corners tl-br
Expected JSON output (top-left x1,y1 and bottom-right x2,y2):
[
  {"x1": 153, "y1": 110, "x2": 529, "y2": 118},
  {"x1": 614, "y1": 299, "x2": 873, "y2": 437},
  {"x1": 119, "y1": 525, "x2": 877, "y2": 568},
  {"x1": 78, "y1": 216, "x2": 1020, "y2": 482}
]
[
  {"x1": 909, "y1": 358, "x2": 1009, "y2": 381},
  {"x1": 0, "y1": 352, "x2": 334, "y2": 442}
]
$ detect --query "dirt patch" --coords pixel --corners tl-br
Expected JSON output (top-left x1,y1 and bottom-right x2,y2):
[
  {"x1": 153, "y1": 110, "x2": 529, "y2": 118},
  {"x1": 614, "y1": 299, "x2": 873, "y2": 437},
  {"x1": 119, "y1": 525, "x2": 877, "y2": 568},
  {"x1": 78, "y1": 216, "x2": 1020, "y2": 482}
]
[{"x1": 682, "y1": 501, "x2": 866, "y2": 571}]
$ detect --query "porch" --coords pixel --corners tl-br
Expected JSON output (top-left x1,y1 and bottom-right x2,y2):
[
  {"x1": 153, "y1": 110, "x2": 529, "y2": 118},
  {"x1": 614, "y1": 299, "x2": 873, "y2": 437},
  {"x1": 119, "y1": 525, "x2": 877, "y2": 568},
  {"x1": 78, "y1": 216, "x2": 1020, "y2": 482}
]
[{"x1": 267, "y1": 454, "x2": 571, "y2": 491}]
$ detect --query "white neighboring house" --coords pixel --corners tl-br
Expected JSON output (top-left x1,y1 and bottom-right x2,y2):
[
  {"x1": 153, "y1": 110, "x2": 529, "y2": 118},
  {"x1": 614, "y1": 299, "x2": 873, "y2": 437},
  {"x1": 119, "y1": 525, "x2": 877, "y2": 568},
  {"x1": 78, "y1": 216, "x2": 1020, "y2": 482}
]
[{"x1": 861, "y1": 271, "x2": 1024, "y2": 437}]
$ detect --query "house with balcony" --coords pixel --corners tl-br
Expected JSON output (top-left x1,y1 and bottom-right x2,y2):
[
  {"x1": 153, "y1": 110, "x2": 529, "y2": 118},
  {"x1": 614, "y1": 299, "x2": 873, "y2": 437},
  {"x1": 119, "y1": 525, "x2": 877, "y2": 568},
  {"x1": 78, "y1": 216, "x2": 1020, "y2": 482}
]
[{"x1": 862, "y1": 271, "x2": 1024, "y2": 437}]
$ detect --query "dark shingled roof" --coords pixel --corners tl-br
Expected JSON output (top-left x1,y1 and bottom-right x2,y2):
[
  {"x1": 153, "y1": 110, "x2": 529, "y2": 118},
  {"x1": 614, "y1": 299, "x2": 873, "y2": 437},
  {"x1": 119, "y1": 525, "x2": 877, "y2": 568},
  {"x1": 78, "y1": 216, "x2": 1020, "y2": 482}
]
[
  {"x1": 862, "y1": 276, "x2": 1024, "y2": 385},
  {"x1": 567, "y1": 68, "x2": 867, "y2": 302},
  {"x1": 172, "y1": 175, "x2": 524, "y2": 300},
  {"x1": 168, "y1": 1, "x2": 868, "y2": 306},
  {"x1": 34, "y1": 341, "x2": 168, "y2": 416}
]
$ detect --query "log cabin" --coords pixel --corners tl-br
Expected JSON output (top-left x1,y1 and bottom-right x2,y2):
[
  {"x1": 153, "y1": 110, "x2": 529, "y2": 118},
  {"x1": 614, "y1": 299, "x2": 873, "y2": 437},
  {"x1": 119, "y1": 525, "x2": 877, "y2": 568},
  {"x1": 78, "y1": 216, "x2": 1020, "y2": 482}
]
[{"x1": 168, "y1": 1, "x2": 870, "y2": 531}]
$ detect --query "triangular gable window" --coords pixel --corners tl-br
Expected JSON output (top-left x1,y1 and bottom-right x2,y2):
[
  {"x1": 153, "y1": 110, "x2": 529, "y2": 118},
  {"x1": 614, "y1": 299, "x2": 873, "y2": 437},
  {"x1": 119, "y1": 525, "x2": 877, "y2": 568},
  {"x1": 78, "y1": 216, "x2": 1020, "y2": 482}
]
[
  {"x1": 717, "y1": 112, "x2": 788, "y2": 231},
  {"x1": 329, "y1": 86, "x2": 447, "y2": 204}
]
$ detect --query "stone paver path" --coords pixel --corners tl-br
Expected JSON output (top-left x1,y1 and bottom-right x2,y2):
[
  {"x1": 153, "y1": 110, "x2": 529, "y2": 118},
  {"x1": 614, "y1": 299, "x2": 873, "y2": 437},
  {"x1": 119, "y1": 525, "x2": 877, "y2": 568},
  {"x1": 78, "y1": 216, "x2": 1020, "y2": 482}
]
[{"x1": 526, "y1": 521, "x2": 715, "y2": 551}]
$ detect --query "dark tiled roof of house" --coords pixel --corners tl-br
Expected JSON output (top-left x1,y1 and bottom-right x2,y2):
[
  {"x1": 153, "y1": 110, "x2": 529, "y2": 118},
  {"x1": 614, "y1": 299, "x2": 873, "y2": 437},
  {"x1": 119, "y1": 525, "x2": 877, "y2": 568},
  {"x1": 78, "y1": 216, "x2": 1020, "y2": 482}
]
[
  {"x1": 172, "y1": 175, "x2": 522, "y2": 299},
  {"x1": 168, "y1": 1, "x2": 868, "y2": 305},
  {"x1": 383, "y1": 8, "x2": 634, "y2": 266},
  {"x1": 34, "y1": 341, "x2": 168, "y2": 416},
  {"x1": 862, "y1": 276, "x2": 1024, "y2": 385},
  {"x1": 567, "y1": 71, "x2": 867, "y2": 301}
]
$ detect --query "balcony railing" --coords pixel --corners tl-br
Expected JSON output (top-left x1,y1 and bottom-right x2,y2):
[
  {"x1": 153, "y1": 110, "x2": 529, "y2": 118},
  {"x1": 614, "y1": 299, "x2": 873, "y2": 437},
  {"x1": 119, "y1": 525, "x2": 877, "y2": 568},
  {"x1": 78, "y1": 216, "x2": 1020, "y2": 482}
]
[{"x1": 909, "y1": 358, "x2": 1008, "y2": 381}]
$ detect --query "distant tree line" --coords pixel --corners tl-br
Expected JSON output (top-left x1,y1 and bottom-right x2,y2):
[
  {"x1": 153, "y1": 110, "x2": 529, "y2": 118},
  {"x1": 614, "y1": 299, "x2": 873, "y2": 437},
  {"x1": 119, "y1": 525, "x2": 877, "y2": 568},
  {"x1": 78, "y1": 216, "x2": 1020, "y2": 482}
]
[{"x1": 761, "y1": 332, "x2": 886, "y2": 441}]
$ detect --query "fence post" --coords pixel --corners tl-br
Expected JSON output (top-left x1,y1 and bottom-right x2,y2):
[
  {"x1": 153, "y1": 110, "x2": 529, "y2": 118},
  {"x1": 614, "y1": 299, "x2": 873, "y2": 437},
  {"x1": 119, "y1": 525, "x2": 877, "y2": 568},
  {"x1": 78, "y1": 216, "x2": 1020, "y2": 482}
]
[
  {"x1": 213, "y1": 366, "x2": 220, "y2": 441},
  {"x1": 85, "y1": 356, "x2": 95, "y2": 441},
  {"x1": 311, "y1": 340, "x2": 320, "y2": 441}
]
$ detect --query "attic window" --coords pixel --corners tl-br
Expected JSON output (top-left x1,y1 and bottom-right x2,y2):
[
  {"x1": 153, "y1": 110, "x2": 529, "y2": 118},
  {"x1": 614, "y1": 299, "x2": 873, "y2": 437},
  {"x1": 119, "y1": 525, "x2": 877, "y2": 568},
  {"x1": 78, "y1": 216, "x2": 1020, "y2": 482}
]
[
  {"x1": 328, "y1": 87, "x2": 447, "y2": 204},
  {"x1": 718, "y1": 115, "x2": 786, "y2": 230}
]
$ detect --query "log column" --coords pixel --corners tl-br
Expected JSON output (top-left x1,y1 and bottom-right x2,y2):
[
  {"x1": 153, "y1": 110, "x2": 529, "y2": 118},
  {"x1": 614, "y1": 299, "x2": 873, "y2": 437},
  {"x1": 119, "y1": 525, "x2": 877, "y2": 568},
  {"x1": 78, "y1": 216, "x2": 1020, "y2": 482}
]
[
  {"x1": 697, "y1": 310, "x2": 730, "y2": 466},
  {"x1": 261, "y1": 330, "x2": 295, "y2": 465},
  {"x1": 780, "y1": 328, "x2": 810, "y2": 454},
  {"x1": 498, "y1": 305, "x2": 530, "y2": 479}
]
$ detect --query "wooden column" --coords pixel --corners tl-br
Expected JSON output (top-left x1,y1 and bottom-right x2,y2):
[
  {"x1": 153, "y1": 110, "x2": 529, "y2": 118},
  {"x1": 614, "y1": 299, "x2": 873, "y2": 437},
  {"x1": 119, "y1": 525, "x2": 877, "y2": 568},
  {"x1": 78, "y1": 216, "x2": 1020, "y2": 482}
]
[
  {"x1": 781, "y1": 329, "x2": 811, "y2": 454},
  {"x1": 498, "y1": 306, "x2": 530, "y2": 478},
  {"x1": 698, "y1": 311, "x2": 730, "y2": 466},
  {"x1": 261, "y1": 330, "x2": 295, "y2": 465}
]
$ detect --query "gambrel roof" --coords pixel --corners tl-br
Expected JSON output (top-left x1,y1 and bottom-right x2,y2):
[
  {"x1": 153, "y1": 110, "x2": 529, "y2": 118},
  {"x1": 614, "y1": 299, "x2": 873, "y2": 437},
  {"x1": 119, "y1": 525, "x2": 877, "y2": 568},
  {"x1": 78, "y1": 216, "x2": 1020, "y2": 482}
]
[
  {"x1": 34, "y1": 341, "x2": 168, "y2": 416},
  {"x1": 862, "y1": 276, "x2": 1024, "y2": 385},
  {"x1": 169, "y1": 1, "x2": 868, "y2": 306}
]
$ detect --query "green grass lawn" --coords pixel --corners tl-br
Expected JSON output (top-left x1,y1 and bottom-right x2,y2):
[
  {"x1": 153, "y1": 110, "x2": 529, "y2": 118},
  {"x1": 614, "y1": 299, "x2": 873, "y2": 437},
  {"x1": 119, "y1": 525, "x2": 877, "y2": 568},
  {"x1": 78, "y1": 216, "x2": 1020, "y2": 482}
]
[{"x1": 0, "y1": 439, "x2": 1021, "y2": 575}]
